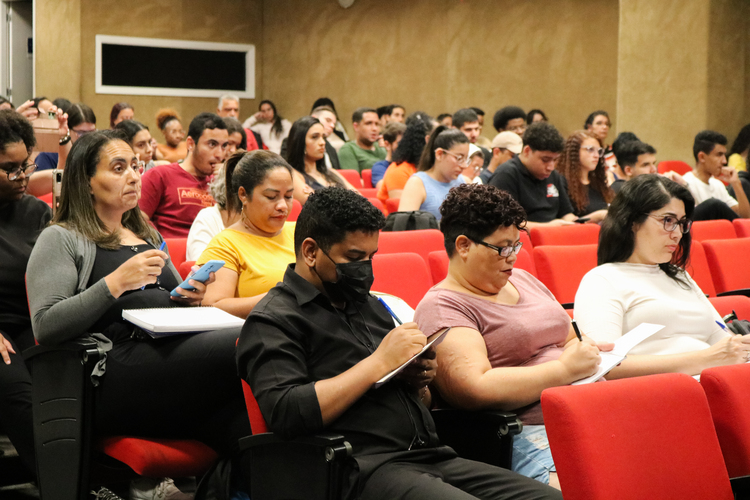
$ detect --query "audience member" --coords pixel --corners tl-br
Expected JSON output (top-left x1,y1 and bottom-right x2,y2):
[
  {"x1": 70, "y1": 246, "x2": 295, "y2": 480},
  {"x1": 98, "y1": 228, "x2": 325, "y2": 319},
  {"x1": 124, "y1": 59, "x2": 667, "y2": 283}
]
[
  {"x1": 32, "y1": 97, "x2": 55, "y2": 116},
  {"x1": 376, "y1": 117, "x2": 431, "y2": 203},
  {"x1": 470, "y1": 107, "x2": 491, "y2": 148},
  {"x1": 398, "y1": 126, "x2": 468, "y2": 221},
  {"x1": 728, "y1": 123, "x2": 750, "y2": 172},
  {"x1": 216, "y1": 94, "x2": 240, "y2": 119},
  {"x1": 493, "y1": 106, "x2": 527, "y2": 136},
  {"x1": 243, "y1": 99, "x2": 291, "y2": 154},
  {"x1": 140, "y1": 113, "x2": 226, "y2": 237},
  {"x1": 371, "y1": 121, "x2": 406, "y2": 189},
  {"x1": 113, "y1": 119, "x2": 161, "y2": 173},
  {"x1": 36, "y1": 102, "x2": 96, "y2": 171},
  {"x1": 0, "y1": 96, "x2": 11, "y2": 111},
  {"x1": 478, "y1": 131, "x2": 522, "y2": 184},
  {"x1": 154, "y1": 108, "x2": 188, "y2": 163},
  {"x1": 224, "y1": 117, "x2": 248, "y2": 157},
  {"x1": 610, "y1": 140, "x2": 656, "y2": 193},
  {"x1": 237, "y1": 186, "x2": 563, "y2": 500},
  {"x1": 575, "y1": 174, "x2": 750, "y2": 377},
  {"x1": 555, "y1": 131, "x2": 613, "y2": 223},
  {"x1": 0, "y1": 110, "x2": 52, "y2": 475},
  {"x1": 454, "y1": 108, "x2": 490, "y2": 168},
  {"x1": 583, "y1": 110, "x2": 611, "y2": 151},
  {"x1": 460, "y1": 144, "x2": 484, "y2": 184},
  {"x1": 390, "y1": 104, "x2": 406, "y2": 123},
  {"x1": 310, "y1": 105, "x2": 341, "y2": 170},
  {"x1": 415, "y1": 184, "x2": 606, "y2": 487},
  {"x1": 610, "y1": 131, "x2": 640, "y2": 180},
  {"x1": 109, "y1": 102, "x2": 134, "y2": 128},
  {"x1": 526, "y1": 109, "x2": 547, "y2": 124},
  {"x1": 677, "y1": 130, "x2": 750, "y2": 220},
  {"x1": 52, "y1": 97, "x2": 72, "y2": 114},
  {"x1": 26, "y1": 130, "x2": 249, "y2": 496},
  {"x1": 311, "y1": 97, "x2": 349, "y2": 150},
  {"x1": 377, "y1": 105, "x2": 392, "y2": 129},
  {"x1": 338, "y1": 107, "x2": 386, "y2": 173},
  {"x1": 489, "y1": 122, "x2": 575, "y2": 226},
  {"x1": 437, "y1": 113, "x2": 453, "y2": 127},
  {"x1": 199, "y1": 150, "x2": 296, "y2": 318},
  {"x1": 286, "y1": 116, "x2": 354, "y2": 205}
]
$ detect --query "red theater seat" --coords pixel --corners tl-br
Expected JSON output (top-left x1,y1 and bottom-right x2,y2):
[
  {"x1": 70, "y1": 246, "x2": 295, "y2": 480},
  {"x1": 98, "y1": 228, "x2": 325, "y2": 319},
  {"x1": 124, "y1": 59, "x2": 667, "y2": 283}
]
[
  {"x1": 164, "y1": 238, "x2": 187, "y2": 271},
  {"x1": 532, "y1": 245, "x2": 598, "y2": 307},
  {"x1": 687, "y1": 241, "x2": 716, "y2": 297},
  {"x1": 733, "y1": 218, "x2": 750, "y2": 238},
  {"x1": 529, "y1": 224, "x2": 600, "y2": 247},
  {"x1": 337, "y1": 169, "x2": 362, "y2": 187},
  {"x1": 288, "y1": 199, "x2": 302, "y2": 222},
  {"x1": 378, "y1": 229, "x2": 444, "y2": 264},
  {"x1": 657, "y1": 160, "x2": 692, "y2": 176},
  {"x1": 361, "y1": 169, "x2": 373, "y2": 188},
  {"x1": 372, "y1": 253, "x2": 432, "y2": 309},
  {"x1": 702, "y1": 239, "x2": 750, "y2": 295},
  {"x1": 691, "y1": 220, "x2": 736, "y2": 242}
]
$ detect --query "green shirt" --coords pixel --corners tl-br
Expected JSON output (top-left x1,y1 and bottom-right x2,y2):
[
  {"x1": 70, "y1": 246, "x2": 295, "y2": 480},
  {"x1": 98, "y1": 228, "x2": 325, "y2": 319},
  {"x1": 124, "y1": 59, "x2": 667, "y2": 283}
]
[{"x1": 338, "y1": 141, "x2": 386, "y2": 173}]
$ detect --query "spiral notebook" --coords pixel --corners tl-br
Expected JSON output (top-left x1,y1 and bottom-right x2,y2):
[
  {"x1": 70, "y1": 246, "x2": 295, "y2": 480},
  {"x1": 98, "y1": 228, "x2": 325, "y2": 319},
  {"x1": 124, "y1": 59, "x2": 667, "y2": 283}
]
[{"x1": 122, "y1": 307, "x2": 245, "y2": 336}]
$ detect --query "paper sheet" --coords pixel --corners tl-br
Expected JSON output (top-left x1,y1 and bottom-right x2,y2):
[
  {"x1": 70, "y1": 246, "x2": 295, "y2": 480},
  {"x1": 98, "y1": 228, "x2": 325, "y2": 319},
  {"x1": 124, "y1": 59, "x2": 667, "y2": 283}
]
[{"x1": 374, "y1": 327, "x2": 451, "y2": 388}]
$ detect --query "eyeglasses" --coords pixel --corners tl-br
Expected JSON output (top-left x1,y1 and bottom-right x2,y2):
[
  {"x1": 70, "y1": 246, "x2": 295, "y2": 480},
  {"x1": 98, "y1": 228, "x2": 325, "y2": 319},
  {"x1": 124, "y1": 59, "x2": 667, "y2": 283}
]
[
  {"x1": 470, "y1": 237, "x2": 523, "y2": 258},
  {"x1": 3, "y1": 163, "x2": 37, "y2": 181},
  {"x1": 581, "y1": 146, "x2": 605, "y2": 156},
  {"x1": 649, "y1": 214, "x2": 692, "y2": 234},
  {"x1": 72, "y1": 127, "x2": 96, "y2": 137},
  {"x1": 440, "y1": 149, "x2": 469, "y2": 165}
]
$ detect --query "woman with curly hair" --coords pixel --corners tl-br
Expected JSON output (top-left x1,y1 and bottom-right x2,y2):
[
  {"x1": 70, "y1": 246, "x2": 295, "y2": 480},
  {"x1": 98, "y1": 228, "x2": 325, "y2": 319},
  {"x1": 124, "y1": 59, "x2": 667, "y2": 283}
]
[
  {"x1": 154, "y1": 108, "x2": 187, "y2": 163},
  {"x1": 414, "y1": 183, "x2": 610, "y2": 488},
  {"x1": 556, "y1": 130, "x2": 613, "y2": 223}
]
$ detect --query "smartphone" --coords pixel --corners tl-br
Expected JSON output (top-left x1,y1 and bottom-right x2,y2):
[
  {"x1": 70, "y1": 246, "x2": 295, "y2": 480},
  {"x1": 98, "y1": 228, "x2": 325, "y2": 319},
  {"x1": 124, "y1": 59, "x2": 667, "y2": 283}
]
[
  {"x1": 170, "y1": 260, "x2": 225, "y2": 297},
  {"x1": 575, "y1": 217, "x2": 590, "y2": 224},
  {"x1": 52, "y1": 169, "x2": 63, "y2": 215}
]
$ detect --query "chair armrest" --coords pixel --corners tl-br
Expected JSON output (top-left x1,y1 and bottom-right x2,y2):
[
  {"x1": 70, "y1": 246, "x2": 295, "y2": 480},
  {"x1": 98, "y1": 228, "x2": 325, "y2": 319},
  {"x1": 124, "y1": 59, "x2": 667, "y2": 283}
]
[
  {"x1": 717, "y1": 289, "x2": 750, "y2": 298},
  {"x1": 239, "y1": 432, "x2": 352, "y2": 500},
  {"x1": 731, "y1": 475, "x2": 750, "y2": 500},
  {"x1": 24, "y1": 336, "x2": 104, "y2": 362},
  {"x1": 431, "y1": 408, "x2": 522, "y2": 469}
]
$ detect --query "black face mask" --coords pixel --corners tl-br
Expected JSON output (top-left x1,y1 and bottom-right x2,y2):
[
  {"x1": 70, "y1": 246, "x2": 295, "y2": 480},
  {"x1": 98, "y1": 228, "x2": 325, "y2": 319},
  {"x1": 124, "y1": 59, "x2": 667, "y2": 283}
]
[{"x1": 315, "y1": 248, "x2": 374, "y2": 303}]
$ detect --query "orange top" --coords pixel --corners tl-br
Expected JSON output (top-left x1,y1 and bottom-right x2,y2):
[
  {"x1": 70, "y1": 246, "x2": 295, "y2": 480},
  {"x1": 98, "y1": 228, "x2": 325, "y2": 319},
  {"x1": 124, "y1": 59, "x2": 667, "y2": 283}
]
[
  {"x1": 377, "y1": 161, "x2": 417, "y2": 203},
  {"x1": 156, "y1": 141, "x2": 188, "y2": 163}
]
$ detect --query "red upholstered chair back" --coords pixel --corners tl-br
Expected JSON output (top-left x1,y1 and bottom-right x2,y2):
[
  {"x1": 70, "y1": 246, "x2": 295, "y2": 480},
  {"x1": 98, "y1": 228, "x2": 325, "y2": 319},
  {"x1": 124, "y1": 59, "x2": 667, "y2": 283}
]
[
  {"x1": 709, "y1": 295, "x2": 750, "y2": 319},
  {"x1": 542, "y1": 373, "x2": 734, "y2": 500},
  {"x1": 691, "y1": 220, "x2": 736, "y2": 242},
  {"x1": 338, "y1": 169, "x2": 362, "y2": 187},
  {"x1": 377, "y1": 229, "x2": 444, "y2": 265},
  {"x1": 37, "y1": 192, "x2": 54, "y2": 207},
  {"x1": 519, "y1": 230, "x2": 532, "y2": 251},
  {"x1": 372, "y1": 252, "x2": 432, "y2": 309},
  {"x1": 179, "y1": 261, "x2": 196, "y2": 280},
  {"x1": 288, "y1": 199, "x2": 302, "y2": 222},
  {"x1": 241, "y1": 379, "x2": 269, "y2": 435},
  {"x1": 532, "y1": 244, "x2": 598, "y2": 306},
  {"x1": 686, "y1": 241, "x2": 716, "y2": 297},
  {"x1": 367, "y1": 198, "x2": 387, "y2": 216},
  {"x1": 701, "y1": 364, "x2": 750, "y2": 478},
  {"x1": 361, "y1": 169, "x2": 373, "y2": 188},
  {"x1": 428, "y1": 250, "x2": 449, "y2": 285},
  {"x1": 164, "y1": 238, "x2": 187, "y2": 271},
  {"x1": 702, "y1": 239, "x2": 750, "y2": 294},
  {"x1": 358, "y1": 188, "x2": 378, "y2": 198},
  {"x1": 657, "y1": 160, "x2": 692, "y2": 175},
  {"x1": 529, "y1": 224, "x2": 600, "y2": 247},
  {"x1": 514, "y1": 248, "x2": 537, "y2": 277},
  {"x1": 733, "y1": 218, "x2": 750, "y2": 238},
  {"x1": 385, "y1": 198, "x2": 400, "y2": 214}
]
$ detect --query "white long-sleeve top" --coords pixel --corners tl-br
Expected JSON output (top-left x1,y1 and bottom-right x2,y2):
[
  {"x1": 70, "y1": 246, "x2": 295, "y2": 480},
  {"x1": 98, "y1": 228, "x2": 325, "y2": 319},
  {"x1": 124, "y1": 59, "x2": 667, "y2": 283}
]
[
  {"x1": 574, "y1": 263, "x2": 728, "y2": 356},
  {"x1": 242, "y1": 116, "x2": 292, "y2": 155},
  {"x1": 186, "y1": 205, "x2": 225, "y2": 262}
]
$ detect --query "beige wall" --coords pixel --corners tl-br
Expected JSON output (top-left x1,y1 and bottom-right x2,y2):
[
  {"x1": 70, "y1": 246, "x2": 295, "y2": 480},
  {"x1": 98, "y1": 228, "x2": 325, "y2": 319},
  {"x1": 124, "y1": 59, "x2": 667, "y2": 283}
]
[
  {"x1": 262, "y1": 0, "x2": 619, "y2": 141},
  {"x1": 35, "y1": 0, "x2": 81, "y2": 103}
]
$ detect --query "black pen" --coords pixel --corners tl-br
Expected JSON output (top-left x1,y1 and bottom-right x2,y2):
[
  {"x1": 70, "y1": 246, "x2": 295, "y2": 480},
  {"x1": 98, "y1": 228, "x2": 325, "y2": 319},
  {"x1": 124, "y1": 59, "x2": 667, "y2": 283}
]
[{"x1": 571, "y1": 320, "x2": 584, "y2": 342}]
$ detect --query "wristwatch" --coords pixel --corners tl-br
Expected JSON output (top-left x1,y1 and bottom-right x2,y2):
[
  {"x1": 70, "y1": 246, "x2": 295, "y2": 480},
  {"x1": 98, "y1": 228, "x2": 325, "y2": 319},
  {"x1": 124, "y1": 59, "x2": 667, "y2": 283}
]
[{"x1": 59, "y1": 134, "x2": 71, "y2": 146}]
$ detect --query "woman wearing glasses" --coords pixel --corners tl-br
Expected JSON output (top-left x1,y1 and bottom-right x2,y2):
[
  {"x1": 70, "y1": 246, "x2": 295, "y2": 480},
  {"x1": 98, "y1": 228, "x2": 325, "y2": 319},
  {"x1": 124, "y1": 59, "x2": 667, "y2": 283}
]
[
  {"x1": 414, "y1": 184, "x2": 610, "y2": 488},
  {"x1": 555, "y1": 130, "x2": 613, "y2": 223},
  {"x1": 398, "y1": 126, "x2": 468, "y2": 221},
  {"x1": 575, "y1": 175, "x2": 750, "y2": 377}
]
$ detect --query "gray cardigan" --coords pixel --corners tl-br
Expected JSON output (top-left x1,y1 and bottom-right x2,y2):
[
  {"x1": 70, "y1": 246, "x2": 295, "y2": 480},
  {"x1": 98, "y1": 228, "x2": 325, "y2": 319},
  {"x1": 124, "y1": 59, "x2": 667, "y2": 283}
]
[{"x1": 27, "y1": 224, "x2": 181, "y2": 345}]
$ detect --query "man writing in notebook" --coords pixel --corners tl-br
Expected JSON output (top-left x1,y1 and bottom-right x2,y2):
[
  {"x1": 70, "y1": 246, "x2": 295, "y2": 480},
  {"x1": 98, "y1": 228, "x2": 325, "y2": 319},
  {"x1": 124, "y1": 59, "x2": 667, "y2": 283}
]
[{"x1": 237, "y1": 187, "x2": 561, "y2": 500}]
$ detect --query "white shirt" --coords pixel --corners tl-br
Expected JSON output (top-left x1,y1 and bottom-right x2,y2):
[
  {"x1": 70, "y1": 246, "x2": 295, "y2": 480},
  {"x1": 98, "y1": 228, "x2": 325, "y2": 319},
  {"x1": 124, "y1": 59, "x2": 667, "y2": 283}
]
[
  {"x1": 682, "y1": 171, "x2": 738, "y2": 208},
  {"x1": 242, "y1": 116, "x2": 292, "y2": 155},
  {"x1": 186, "y1": 205, "x2": 225, "y2": 261},
  {"x1": 574, "y1": 263, "x2": 727, "y2": 356}
]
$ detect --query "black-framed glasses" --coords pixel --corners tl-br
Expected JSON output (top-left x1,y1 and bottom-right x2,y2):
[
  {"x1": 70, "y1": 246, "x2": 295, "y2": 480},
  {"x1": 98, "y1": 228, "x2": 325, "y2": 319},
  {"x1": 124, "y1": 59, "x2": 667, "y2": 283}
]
[
  {"x1": 4, "y1": 163, "x2": 37, "y2": 181},
  {"x1": 649, "y1": 214, "x2": 692, "y2": 234},
  {"x1": 470, "y1": 237, "x2": 523, "y2": 258}
]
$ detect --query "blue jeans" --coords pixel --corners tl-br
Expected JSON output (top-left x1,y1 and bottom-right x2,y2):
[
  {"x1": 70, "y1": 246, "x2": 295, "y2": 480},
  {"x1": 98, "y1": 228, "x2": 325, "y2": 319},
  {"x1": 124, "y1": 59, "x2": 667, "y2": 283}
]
[{"x1": 511, "y1": 425, "x2": 555, "y2": 484}]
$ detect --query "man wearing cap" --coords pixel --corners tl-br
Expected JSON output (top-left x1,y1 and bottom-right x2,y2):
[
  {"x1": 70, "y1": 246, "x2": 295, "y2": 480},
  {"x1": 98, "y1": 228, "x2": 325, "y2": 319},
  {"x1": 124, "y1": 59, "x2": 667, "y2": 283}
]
[{"x1": 479, "y1": 131, "x2": 523, "y2": 184}]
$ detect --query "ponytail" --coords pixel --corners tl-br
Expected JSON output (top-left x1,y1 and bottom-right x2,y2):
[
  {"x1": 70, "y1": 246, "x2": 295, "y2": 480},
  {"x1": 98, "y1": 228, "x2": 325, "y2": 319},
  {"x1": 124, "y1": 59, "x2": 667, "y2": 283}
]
[{"x1": 417, "y1": 126, "x2": 469, "y2": 171}]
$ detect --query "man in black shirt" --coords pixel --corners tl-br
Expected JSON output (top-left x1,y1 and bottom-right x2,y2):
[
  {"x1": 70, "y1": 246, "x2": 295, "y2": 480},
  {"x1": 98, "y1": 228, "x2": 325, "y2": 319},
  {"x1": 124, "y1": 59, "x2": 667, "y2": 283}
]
[
  {"x1": 611, "y1": 140, "x2": 657, "y2": 194},
  {"x1": 238, "y1": 188, "x2": 561, "y2": 500},
  {"x1": 489, "y1": 122, "x2": 576, "y2": 227}
]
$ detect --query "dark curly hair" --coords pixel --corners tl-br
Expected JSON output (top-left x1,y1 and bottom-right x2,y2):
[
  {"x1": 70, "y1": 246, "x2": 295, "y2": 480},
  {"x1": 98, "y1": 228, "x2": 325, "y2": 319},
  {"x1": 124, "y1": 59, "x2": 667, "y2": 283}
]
[
  {"x1": 440, "y1": 184, "x2": 527, "y2": 257},
  {"x1": 156, "y1": 108, "x2": 181, "y2": 131},
  {"x1": 405, "y1": 111, "x2": 435, "y2": 130},
  {"x1": 556, "y1": 130, "x2": 613, "y2": 215},
  {"x1": 523, "y1": 122, "x2": 564, "y2": 153},
  {"x1": 294, "y1": 187, "x2": 385, "y2": 254},
  {"x1": 493, "y1": 106, "x2": 526, "y2": 132},
  {"x1": 0, "y1": 109, "x2": 36, "y2": 153},
  {"x1": 599, "y1": 174, "x2": 694, "y2": 286},
  {"x1": 392, "y1": 121, "x2": 429, "y2": 165}
]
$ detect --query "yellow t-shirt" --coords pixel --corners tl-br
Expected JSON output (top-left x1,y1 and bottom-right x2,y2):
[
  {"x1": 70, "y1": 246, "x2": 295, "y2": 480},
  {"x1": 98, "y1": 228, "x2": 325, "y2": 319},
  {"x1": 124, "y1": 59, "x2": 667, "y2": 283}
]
[
  {"x1": 197, "y1": 222, "x2": 296, "y2": 298},
  {"x1": 729, "y1": 153, "x2": 746, "y2": 172}
]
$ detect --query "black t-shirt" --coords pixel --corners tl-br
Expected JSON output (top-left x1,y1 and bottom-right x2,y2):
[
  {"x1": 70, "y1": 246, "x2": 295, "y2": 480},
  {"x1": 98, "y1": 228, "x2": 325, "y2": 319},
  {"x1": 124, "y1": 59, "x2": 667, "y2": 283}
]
[
  {"x1": 611, "y1": 178, "x2": 626, "y2": 194},
  {"x1": 87, "y1": 243, "x2": 180, "y2": 341},
  {"x1": 488, "y1": 156, "x2": 575, "y2": 222},
  {"x1": 0, "y1": 195, "x2": 51, "y2": 330},
  {"x1": 574, "y1": 184, "x2": 609, "y2": 217}
]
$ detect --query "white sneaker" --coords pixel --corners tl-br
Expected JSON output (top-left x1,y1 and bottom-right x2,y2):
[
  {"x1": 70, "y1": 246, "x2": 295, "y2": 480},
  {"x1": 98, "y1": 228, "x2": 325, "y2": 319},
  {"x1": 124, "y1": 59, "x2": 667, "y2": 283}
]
[{"x1": 129, "y1": 477, "x2": 196, "y2": 500}]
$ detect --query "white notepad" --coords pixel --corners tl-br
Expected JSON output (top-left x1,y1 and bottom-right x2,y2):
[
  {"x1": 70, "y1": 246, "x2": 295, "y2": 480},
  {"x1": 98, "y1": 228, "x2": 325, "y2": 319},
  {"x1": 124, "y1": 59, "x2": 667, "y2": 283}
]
[
  {"x1": 374, "y1": 327, "x2": 451, "y2": 388},
  {"x1": 572, "y1": 323, "x2": 664, "y2": 385},
  {"x1": 122, "y1": 307, "x2": 245, "y2": 336}
]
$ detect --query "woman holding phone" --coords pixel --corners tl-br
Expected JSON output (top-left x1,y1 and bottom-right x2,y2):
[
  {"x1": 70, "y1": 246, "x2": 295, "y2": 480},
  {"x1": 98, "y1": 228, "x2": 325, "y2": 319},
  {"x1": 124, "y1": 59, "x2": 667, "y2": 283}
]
[{"x1": 26, "y1": 130, "x2": 250, "y2": 495}]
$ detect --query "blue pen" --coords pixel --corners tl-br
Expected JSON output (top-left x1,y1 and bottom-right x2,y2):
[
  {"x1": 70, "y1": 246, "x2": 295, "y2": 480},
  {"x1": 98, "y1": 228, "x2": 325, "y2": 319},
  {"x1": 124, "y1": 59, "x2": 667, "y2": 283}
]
[
  {"x1": 716, "y1": 320, "x2": 729, "y2": 332},
  {"x1": 141, "y1": 241, "x2": 167, "y2": 290},
  {"x1": 377, "y1": 296, "x2": 403, "y2": 325}
]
